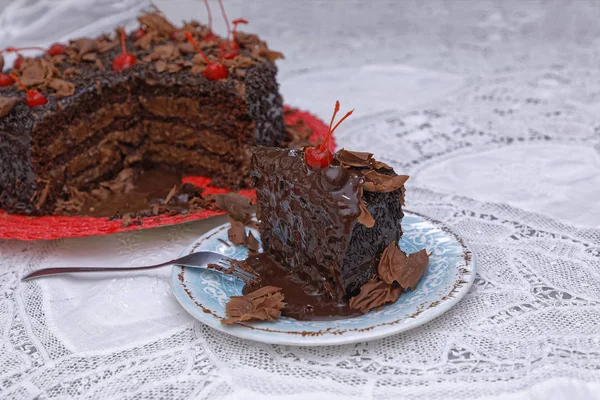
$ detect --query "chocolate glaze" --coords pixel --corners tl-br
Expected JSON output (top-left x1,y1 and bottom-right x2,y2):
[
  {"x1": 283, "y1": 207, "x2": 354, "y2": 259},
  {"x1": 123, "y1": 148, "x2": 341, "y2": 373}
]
[
  {"x1": 243, "y1": 253, "x2": 360, "y2": 320},
  {"x1": 251, "y1": 147, "x2": 404, "y2": 307}
]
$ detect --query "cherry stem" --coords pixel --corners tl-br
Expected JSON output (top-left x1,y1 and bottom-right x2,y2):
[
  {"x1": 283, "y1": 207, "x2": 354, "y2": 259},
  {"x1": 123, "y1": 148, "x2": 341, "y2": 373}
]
[
  {"x1": 0, "y1": 46, "x2": 45, "y2": 54},
  {"x1": 121, "y1": 28, "x2": 127, "y2": 54},
  {"x1": 321, "y1": 101, "x2": 353, "y2": 151},
  {"x1": 320, "y1": 101, "x2": 340, "y2": 151},
  {"x1": 203, "y1": 0, "x2": 213, "y2": 31},
  {"x1": 217, "y1": 0, "x2": 232, "y2": 40},
  {"x1": 185, "y1": 31, "x2": 211, "y2": 64},
  {"x1": 9, "y1": 73, "x2": 29, "y2": 93},
  {"x1": 330, "y1": 110, "x2": 354, "y2": 137}
]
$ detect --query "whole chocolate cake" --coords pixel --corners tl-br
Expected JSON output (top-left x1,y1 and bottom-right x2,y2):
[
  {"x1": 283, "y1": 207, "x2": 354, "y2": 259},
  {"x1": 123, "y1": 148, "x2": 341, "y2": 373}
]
[{"x1": 0, "y1": 9, "x2": 285, "y2": 216}]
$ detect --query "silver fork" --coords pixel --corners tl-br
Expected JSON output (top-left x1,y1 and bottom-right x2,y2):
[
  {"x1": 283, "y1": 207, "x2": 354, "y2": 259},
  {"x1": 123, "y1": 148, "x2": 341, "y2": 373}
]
[{"x1": 21, "y1": 251, "x2": 256, "y2": 283}]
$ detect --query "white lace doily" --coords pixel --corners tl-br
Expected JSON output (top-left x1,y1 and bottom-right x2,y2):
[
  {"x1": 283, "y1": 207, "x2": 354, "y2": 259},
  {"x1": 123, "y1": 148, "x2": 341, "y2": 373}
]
[{"x1": 1, "y1": 1, "x2": 600, "y2": 399}]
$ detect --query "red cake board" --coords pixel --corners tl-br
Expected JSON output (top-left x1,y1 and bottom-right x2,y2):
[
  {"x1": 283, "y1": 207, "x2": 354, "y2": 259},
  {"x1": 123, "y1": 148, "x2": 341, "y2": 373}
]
[{"x1": 0, "y1": 107, "x2": 331, "y2": 241}]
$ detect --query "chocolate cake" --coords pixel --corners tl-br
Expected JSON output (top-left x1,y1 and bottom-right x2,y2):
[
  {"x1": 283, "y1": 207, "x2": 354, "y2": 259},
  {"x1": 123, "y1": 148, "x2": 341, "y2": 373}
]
[
  {"x1": 0, "y1": 9, "x2": 285, "y2": 216},
  {"x1": 214, "y1": 102, "x2": 430, "y2": 323},
  {"x1": 251, "y1": 146, "x2": 407, "y2": 301}
]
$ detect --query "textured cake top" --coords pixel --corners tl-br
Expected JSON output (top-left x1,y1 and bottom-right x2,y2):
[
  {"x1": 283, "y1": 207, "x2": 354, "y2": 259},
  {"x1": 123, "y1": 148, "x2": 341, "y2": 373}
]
[{"x1": 0, "y1": 7, "x2": 283, "y2": 119}]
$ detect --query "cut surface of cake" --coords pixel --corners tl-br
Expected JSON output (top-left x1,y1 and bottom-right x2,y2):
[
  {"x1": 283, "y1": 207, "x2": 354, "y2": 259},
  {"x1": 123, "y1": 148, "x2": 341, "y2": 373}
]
[{"x1": 0, "y1": 10, "x2": 284, "y2": 216}]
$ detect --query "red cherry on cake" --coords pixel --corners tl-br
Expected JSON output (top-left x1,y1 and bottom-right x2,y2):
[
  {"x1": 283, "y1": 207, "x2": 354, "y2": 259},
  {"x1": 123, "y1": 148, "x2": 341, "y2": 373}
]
[
  {"x1": 133, "y1": 28, "x2": 147, "y2": 39},
  {"x1": 0, "y1": 73, "x2": 13, "y2": 87},
  {"x1": 305, "y1": 146, "x2": 334, "y2": 168},
  {"x1": 185, "y1": 31, "x2": 228, "y2": 80},
  {"x1": 113, "y1": 53, "x2": 136, "y2": 71},
  {"x1": 200, "y1": 0, "x2": 218, "y2": 42},
  {"x1": 25, "y1": 90, "x2": 48, "y2": 107},
  {"x1": 13, "y1": 55, "x2": 23, "y2": 69},
  {"x1": 203, "y1": 62, "x2": 228, "y2": 80},
  {"x1": 10, "y1": 73, "x2": 48, "y2": 107},
  {"x1": 112, "y1": 28, "x2": 136, "y2": 72},
  {"x1": 304, "y1": 101, "x2": 353, "y2": 169},
  {"x1": 47, "y1": 43, "x2": 66, "y2": 56},
  {"x1": 217, "y1": 16, "x2": 247, "y2": 59},
  {"x1": 219, "y1": 49, "x2": 239, "y2": 60}
]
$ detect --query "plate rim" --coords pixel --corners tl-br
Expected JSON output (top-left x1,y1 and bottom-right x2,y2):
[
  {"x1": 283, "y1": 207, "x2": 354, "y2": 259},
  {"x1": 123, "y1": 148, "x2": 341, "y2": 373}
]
[{"x1": 171, "y1": 210, "x2": 477, "y2": 346}]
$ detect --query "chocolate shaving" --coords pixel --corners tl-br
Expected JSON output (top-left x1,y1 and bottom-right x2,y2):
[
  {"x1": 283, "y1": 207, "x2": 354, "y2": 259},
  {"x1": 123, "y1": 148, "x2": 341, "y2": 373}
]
[
  {"x1": 192, "y1": 53, "x2": 207, "y2": 65},
  {"x1": 247, "y1": 232, "x2": 260, "y2": 253},
  {"x1": 97, "y1": 39, "x2": 119, "y2": 54},
  {"x1": 135, "y1": 31, "x2": 156, "y2": 49},
  {"x1": 166, "y1": 63, "x2": 182, "y2": 73},
  {"x1": 228, "y1": 217, "x2": 247, "y2": 245},
  {"x1": 0, "y1": 55, "x2": 4, "y2": 71},
  {"x1": 34, "y1": 181, "x2": 50, "y2": 209},
  {"x1": 377, "y1": 243, "x2": 429, "y2": 290},
  {"x1": 18, "y1": 58, "x2": 60, "y2": 87},
  {"x1": 81, "y1": 52, "x2": 98, "y2": 62},
  {"x1": 145, "y1": 43, "x2": 179, "y2": 61},
  {"x1": 403, "y1": 249, "x2": 430, "y2": 290},
  {"x1": 177, "y1": 42, "x2": 195, "y2": 54},
  {"x1": 190, "y1": 64, "x2": 206, "y2": 75},
  {"x1": 122, "y1": 214, "x2": 132, "y2": 228},
  {"x1": 49, "y1": 79, "x2": 75, "y2": 98},
  {"x1": 349, "y1": 278, "x2": 401, "y2": 313},
  {"x1": 214, "y1": 193, "x2": 253, "y2": 225},
  {"x1": 356, "y1": 187, "x2": 375, "y2": 228},
  {"x1": 138, "y1": 12, "x2": 176, "y2": 36},
  {"x1": 222, "y1": 286, "x2": 286, "y2": 325},
  {"x1": 0, "y1": 97, "x2": 19, "y2": 118},
  {"x1": 155, "y1": 60, "x2": 166, "y2": 73},
  {"x1": 63, "y1": 67, "x2": 80, "y2": 79},
  {"x1": 164, "y1": 185, "x2": 177, "y2": 205},
  {"x1": 377, "y1": 242, "x2": 408, "y2": 285},
  {"x1": 71, "y1": 38, "x2": 98, "y2": 56},
  {"x1": 337, "y1": 149, "x2": 393, "y2": 171},
  {"x1": 362, "y1": 170, "x2": 409, "y2": 193}
]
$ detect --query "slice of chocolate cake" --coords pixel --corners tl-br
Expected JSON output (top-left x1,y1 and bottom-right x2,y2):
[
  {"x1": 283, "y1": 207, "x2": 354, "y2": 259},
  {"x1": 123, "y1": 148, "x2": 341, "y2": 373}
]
[
  {"x1": 251, "y1": 146, "x2": 407, "y2": 303},
  {"x1": 0, "y1": 9, "x2": 284, "y2": 216}
]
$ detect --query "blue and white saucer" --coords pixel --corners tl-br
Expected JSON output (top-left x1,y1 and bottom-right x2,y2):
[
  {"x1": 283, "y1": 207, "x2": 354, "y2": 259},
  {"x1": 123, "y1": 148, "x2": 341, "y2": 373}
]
[{"x1": 171, "y1": 212, "x2": 475, "y2": 346}]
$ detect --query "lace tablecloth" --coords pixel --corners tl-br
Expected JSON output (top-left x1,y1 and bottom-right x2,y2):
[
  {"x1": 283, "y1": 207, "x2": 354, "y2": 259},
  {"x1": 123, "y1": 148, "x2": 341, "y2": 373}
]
[{"x1": 1, "y1": 1, "x2": 600, "y2": 399}]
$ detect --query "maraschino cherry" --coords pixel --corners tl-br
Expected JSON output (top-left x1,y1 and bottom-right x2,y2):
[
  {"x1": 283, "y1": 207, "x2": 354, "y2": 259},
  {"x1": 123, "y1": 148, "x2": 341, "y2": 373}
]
[
  {"x1": 305, "y1": 101, "x2": 353, "y2": 168},
  {"x1": 185, "y1": 31, "x2": 228, "y2": 80},
  {"x1": 219, "y1": 18, "x2": 247, "y2": 59},
  {"x1": 133, "y1": 28, "x2": 147, "y2": 39},
  {"x1": 47, "y1": 43, "x2": 67, "y2": 56},
  {"x1": 200, "y1": 0, "x2": 218, "y2": 42},
  {"x1": 9, "y1": 73, "x2": 47, "y2": 107},
  {"x1": 112, "y1": 28, "x2": 136, "y2": 72},
  {"x1": 0, "y1": 73, "x2": 13, "y2": 87}
]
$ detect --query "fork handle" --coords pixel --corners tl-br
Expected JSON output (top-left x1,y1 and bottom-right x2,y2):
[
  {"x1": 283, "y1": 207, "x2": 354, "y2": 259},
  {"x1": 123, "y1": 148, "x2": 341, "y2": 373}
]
[{"x1": 21, "y1": 261, "x2": 174, "y2": 281}]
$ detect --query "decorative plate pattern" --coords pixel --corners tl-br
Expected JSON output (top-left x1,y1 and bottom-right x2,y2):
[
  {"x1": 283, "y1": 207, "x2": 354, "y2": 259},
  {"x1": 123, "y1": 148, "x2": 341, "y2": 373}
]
[
  {"x1": 171, "y1": 211, "x2": 476, "y2": 346},
  {"x1": 0, "y1": 107, "x2": 329, "y2": 241}
]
